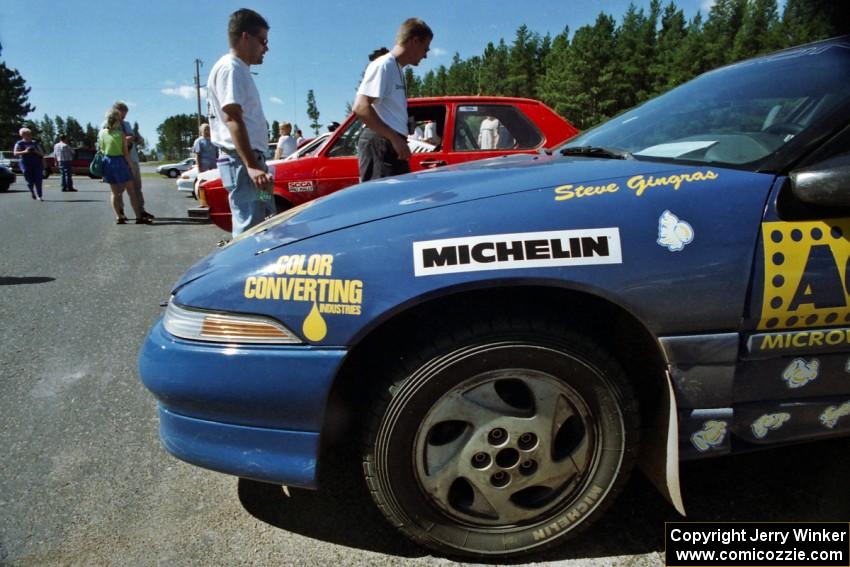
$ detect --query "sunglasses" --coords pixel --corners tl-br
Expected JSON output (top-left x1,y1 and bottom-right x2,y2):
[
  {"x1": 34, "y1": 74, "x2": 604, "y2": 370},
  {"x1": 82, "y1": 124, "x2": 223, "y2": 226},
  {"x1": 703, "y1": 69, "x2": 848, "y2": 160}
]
[{"x1": 252, "y1": 34, "x2": 269, "y2": 47}]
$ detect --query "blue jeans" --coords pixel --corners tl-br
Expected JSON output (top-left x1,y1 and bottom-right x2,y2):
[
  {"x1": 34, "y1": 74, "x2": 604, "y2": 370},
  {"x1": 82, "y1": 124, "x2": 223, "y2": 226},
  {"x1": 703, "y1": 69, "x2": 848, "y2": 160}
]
[
  {"x1": 217, "y1": 151, "x2": 276, "y2": 237},
  {"x1": 59, "y1": 162, "x2": 74, "y2": 190}
]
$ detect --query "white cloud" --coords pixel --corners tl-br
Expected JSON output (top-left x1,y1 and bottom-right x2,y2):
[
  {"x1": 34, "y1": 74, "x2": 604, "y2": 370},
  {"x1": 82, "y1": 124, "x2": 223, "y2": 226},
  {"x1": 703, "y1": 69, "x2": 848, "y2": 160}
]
[
  {"x1": 126, "y1": 101, "x2": 138, "y2": 108},
  {"x1": 701, "y1": 0, "x2": 716, "y2": 11},
  {"x1": 162, "y1": 79, "x2": 177, "y2": 86},
  {"x1": 269, "y1": 96, "x2": 284, "y2": 104},
  {"x1": 161, "y1": 85, "x2": 205, "y2": 100},
  {"x1": 431, "y1": 47, "x2": 448, "y2": 57}
]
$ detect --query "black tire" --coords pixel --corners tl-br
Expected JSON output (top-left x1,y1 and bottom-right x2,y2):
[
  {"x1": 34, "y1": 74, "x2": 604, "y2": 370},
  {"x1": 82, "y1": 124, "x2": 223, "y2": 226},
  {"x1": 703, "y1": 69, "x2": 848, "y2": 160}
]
[
  {"x1": 0, "y1": 182, "x2": 9, "y2": 192},
  {"x1": 364, "y1": 320, "x2": 639, "y2": 558},
  {"x1": 167, "y1": 169, "x2": 179, "y2": 178},
  {"x1": 43, "y1": 168, "x2": 51, "y2": 178}
]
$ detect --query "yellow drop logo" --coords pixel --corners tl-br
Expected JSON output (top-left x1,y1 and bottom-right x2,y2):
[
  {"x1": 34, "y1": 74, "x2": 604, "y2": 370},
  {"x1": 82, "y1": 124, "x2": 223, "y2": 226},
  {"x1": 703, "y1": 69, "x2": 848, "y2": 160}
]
[{"x1": 302, "y1": 302, "x2": 328, "y2": 342}]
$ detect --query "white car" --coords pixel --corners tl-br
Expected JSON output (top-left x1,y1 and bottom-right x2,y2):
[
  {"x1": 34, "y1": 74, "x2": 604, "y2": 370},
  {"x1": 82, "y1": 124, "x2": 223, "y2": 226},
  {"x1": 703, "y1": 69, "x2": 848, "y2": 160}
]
[
  {"x1": 176, "y1": 166, "x2": 199, "y2": 193},
  {"x1": 157, "y1": 158, "x2": 195, "y2": 178}
]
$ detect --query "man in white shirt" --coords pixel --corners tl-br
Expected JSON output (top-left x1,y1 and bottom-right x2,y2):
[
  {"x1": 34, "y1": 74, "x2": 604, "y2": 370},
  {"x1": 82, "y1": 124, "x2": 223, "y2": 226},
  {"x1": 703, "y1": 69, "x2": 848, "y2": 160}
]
[
  {"x1": 273, "y1": 122, "x2": 297, "y2": 159},
  {"x1": 207, "y1": 8, "x2": 275, "y2": 237},
  {"x1": 353, "y1": 18, "x2": 433, "y2": 182},
  {"x1": 53, "y1": 134, "x2": 77, "y2": 192}
]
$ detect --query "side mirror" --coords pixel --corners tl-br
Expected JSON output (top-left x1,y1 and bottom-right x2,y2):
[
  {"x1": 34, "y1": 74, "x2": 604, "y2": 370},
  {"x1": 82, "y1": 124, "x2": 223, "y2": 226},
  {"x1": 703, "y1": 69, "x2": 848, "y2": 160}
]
[{"x1": 791, "y1": 156, "x2": 850, "y2": 207}]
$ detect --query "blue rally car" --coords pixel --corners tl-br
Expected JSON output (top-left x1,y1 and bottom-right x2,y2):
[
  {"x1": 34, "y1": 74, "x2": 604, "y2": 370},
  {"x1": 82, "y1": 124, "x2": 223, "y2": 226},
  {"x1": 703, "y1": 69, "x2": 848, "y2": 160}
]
[{"x1": 140, "y1": 36, "x2": 850, "y2": 558}]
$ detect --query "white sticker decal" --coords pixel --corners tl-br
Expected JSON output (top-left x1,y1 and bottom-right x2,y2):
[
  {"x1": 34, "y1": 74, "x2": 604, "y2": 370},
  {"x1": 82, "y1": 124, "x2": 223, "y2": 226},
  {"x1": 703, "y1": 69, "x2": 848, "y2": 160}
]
[
  {"x1": 657, "y1": 210, "x2": 694, "y2": 252},
  {"x1": 690, "y1": 420, "x2": 728, "y2": 452},
  {"x1": 458, "y1": 106, "x2": 479, "y2": 112},
  {"x1": 820, "y1": 401, "x2": 850, "y2": 429},
  {"x1": 413, "y1": 228, "x2": 622, "y2": 277},
  {"x1": 782, "y1": 358, "x2": 820, "y2": 389},
  {"x1": 288, "y1": 180, "x2": 315, "y2": 193},
  {"x1": 751, "y1": 413, "x2": 791, "y2": 439}
]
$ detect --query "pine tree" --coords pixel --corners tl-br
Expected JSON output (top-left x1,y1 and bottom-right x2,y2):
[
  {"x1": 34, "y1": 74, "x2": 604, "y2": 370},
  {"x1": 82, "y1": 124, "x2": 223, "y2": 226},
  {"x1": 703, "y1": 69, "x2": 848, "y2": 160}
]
[
  {"x1": 559, "y1": 14, "x2": 617, "y2": 128},
  {"x1": 271, "y1": 120, "x2": 280, "y2": 141},
  {"x1": 64, "y1": 117, "x2": 85, "y2": 147},
  {"x1": 306, "y1": 89, "x2": 321, "y2": 135},
  {"x1": 651, "y1": 1, "x2": 688, "y2": 95},
  {"x1": 38, "y1": 114, "x2": 56, "y2": 150},
  {"x1": 731, "y1": 0, "x2": 780, "y2": 61},
  {"x1": 84, "y1": 123, "x2": 98, "y2": 149},
  {"x1": 479, "y1": 40, "x2": 510, "y2": 95},
  {"x1": 506, "y1": 25, "x2": 540, "y2": 98},
  {"x1": 0, "y1": 61, "x2": 35, "y2": 150},
  {"x1": 536, "y1": 27, "x2": 571, "y2": 117}
]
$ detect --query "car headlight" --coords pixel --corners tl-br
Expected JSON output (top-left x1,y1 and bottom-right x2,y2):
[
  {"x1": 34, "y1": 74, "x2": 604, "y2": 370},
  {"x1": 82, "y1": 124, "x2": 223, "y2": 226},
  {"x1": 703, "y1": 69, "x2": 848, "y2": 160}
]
[{"x1": 163, "y1": 300, "x2": 302, "y2": 344}]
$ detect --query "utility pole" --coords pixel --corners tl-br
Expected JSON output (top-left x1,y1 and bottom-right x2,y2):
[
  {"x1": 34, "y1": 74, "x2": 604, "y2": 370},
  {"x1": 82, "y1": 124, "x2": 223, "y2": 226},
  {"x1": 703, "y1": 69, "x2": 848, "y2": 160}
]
[{"x1": 194, "y1": 59, "x2": 204, "y2": 131}]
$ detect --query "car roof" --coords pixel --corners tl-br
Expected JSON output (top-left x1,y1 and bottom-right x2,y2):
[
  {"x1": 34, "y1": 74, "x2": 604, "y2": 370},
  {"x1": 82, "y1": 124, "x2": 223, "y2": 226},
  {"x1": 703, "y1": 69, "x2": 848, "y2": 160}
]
[{"x1": 408, "y1": 95, "x2": 548, "y2": 106}]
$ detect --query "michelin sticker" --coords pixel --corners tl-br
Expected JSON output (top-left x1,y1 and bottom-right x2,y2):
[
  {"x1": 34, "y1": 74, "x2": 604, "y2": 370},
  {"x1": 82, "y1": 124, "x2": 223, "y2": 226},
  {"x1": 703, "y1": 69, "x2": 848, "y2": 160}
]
[
  {"x1": 781, "y1": 358, "x2": 820, "y2": 389},
  {"x1": 751, "y1": 413, "x2": 791, "y2": 439},
  {"x1": 413, "y1": 228, "x2": 622, "y2": 277},
  {"x1": 657, "y1": 210, "x2": 694, "y2": 252},
  {"x1": 820, "y1": 402, "x2": 850, "y2": 429},
  {"x1": 690, "y1": 420, "x2": 728, "y2": 452},
  {"x1": 243, "y1": 254, "x2": 363, "y2": 342},
  {"x1": 553, "y1": 169, "x2": 718, "y2": 203}
]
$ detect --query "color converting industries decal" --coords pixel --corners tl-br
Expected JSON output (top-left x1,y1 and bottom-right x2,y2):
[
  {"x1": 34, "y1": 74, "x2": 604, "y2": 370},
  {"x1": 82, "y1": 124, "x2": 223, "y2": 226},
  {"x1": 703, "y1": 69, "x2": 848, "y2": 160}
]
[
  {"x1": 760, "y1": 218, "x2": 850, "y2": 330},
  {"x1": 412, "y1": 228, "x2": 622, "y2": 277},
  {"x1": 243, "y1": 254, "x2": 363, "y2": 342}
]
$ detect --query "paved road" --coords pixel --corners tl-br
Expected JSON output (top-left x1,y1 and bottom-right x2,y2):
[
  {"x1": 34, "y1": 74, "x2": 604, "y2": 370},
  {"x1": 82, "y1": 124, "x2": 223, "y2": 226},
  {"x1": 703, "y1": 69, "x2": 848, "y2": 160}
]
[{"x1": 1, "y1": 169, "x2": 848, "y2": 566}]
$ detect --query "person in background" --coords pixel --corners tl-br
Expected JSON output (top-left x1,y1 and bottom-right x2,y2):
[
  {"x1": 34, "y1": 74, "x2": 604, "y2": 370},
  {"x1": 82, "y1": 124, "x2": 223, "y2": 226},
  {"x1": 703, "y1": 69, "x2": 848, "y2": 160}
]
[
  {"x1": 53, "y1": 134, "x2": 77, "y2": 192},
  {"x1": 99, "y1": 109, "x2": 148, "y2": 224},
  {"x1": 422, "y1": 119, "x2": 439, "y2": 145},
  {"x1": 478, "y1": 115, "x2": 501, "y2": 150},
  {"x1": 13, "y1": 128, "x2": 45, "y2": 201},
  {"x1": 207, "y1": 8, "x2": 275, "y2": 237},
  {"x1": 353, "y1": 18, "x2": 433, "y2": 182},
  {"x1": 113, "y1": 101, "x2": 154, "y2": 221},
  {"x1": 273, "y1": 122, "x2": 296, "y2": 159},
  {"x1": 294, "y1": 129, "x2": 305, "y2": 147},
  {"x1": 192, "y1": 123, "x2": 218, "y2": 172}
]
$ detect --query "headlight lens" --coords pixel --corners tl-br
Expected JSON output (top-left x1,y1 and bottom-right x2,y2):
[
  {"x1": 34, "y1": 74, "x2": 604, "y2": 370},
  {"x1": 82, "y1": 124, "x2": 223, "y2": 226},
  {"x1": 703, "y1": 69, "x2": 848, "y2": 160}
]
[{"x1": 163, "y1": 300, "x2": 301, "y2": 344}]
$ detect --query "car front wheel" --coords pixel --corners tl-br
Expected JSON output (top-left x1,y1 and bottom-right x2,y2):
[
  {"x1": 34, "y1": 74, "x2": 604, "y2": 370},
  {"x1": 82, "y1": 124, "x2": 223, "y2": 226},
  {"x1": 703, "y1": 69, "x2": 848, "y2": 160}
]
[
  {"x1": 364, "y1": 320, "x2": 639, "y2": 558},
  {"x1": 167, "y1": 169, "x2": 179, "y2": 178}
]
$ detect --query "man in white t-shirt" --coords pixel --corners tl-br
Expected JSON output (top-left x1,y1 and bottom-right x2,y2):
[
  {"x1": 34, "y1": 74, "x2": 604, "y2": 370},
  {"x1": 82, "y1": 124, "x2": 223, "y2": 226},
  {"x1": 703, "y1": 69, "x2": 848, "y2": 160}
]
[
  {"x1": 207, "y1": 8, "x2": 275, "y2": 237},
  {"x1": 353, "y1": 18, "x2": 433, "y2": 182}
]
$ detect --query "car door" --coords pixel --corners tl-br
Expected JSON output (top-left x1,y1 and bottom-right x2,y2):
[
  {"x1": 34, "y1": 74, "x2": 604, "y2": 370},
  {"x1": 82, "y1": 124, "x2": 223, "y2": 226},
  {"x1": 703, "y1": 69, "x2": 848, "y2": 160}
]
[
  {"x1": 406, "y1": 103, "x2": 451, "y2": 171},
  {"x1": 738, "y1": 138, "x2": 850, "y2": 448},
  {"x1": 315, "y1": 118, "x2": 362, "y2": 197}
]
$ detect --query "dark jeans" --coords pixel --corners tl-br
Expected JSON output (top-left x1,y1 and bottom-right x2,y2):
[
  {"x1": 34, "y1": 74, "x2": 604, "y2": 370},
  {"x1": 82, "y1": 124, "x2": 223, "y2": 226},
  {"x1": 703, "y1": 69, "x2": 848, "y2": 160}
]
[
  {"x1": 59, "y1": 162, "x2": 74, "y2": 190},
  {"x1": 357, "y1": 128, "x2": 410, "y2": 182},
  {"x1": 21, "y1": 164, "x2": 43, "y2": 198}
]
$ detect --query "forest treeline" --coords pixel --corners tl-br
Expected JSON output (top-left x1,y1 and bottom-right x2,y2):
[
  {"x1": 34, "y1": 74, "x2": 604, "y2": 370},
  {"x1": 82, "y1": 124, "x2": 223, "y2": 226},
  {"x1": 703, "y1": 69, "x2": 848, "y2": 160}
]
[{"x1": 403, "y1": 0, "x2": 848, "y2": 129}]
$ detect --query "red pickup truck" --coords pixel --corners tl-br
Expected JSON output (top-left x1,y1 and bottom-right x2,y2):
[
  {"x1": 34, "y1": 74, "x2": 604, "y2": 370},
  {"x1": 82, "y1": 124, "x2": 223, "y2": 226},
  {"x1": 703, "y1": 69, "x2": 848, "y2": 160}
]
[{"x1": 199, "y1": 96, "x2": 578, "y2": 232}]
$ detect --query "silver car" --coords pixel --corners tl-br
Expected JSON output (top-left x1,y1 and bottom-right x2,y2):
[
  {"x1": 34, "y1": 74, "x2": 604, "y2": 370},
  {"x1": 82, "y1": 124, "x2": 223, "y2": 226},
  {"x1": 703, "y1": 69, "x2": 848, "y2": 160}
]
[{"x1": 156, "y1": 157, "x2": 195, "y2": 178}]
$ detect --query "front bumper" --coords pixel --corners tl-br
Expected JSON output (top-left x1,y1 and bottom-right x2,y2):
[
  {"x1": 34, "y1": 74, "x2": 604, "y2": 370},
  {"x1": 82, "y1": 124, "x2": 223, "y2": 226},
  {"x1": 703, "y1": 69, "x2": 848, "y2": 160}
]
[{"x1": 139, "y1": 320, "x2": 347, "y2": 487}]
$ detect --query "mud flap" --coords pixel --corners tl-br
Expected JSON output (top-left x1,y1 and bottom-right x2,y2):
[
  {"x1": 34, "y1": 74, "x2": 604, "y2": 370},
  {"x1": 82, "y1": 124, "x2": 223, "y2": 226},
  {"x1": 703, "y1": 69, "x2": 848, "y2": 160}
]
[{"x1": 638, "y1": 369, "x2": 685, "y2": 515}]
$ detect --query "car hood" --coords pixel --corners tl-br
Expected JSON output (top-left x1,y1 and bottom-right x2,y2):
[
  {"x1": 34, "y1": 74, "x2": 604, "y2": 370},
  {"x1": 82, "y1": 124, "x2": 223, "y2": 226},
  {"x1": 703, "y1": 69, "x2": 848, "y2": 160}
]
[{"x1": 172, "y1": 155, "x2": 706, "y2": 292}]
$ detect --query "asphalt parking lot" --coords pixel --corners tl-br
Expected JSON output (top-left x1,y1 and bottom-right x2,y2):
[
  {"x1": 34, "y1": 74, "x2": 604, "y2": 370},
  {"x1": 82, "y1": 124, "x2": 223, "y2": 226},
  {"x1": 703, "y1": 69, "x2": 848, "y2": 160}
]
[{"x1": 1, "y1": 167, "x2": 848, "y2": 566}]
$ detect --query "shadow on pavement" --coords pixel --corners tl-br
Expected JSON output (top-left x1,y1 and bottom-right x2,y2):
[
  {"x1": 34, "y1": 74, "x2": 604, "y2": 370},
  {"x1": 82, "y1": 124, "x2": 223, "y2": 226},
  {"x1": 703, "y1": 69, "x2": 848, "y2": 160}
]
[
  {"x1": 238, "y1": 437, "x2": 850, "y2": 562},
  {"x1": 0, "y1": 276, "x2": 55, "y2": 285}
]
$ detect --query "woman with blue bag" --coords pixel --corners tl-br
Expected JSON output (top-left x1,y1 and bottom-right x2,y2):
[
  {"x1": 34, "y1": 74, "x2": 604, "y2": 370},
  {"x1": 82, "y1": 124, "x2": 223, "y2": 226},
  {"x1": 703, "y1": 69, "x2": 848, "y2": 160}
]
[{"x1": 98, "y1": 109, "x2": 150, "y2": 224}]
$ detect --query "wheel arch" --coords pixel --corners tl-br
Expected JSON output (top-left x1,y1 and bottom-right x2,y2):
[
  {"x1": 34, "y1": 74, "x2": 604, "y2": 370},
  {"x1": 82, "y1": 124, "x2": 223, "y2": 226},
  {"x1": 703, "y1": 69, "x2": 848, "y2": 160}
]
[{"x1": 319, "y1": 283, "x2": 674, "y2": 492}]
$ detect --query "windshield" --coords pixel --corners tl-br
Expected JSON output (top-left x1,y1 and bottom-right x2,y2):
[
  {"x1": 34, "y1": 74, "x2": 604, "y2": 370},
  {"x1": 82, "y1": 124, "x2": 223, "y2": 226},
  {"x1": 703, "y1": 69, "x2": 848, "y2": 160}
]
[{"x1": 562, "y1": 42, "x2": 850, "y2": 169}]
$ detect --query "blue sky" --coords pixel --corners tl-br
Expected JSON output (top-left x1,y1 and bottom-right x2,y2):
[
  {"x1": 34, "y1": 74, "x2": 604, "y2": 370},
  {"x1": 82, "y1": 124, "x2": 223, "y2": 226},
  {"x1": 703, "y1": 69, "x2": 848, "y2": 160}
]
[{"x1": 1, "y1": 0, "x2": 713, "y2": 149}]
